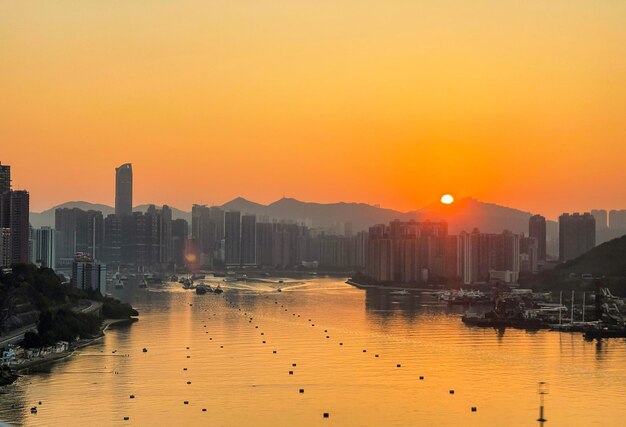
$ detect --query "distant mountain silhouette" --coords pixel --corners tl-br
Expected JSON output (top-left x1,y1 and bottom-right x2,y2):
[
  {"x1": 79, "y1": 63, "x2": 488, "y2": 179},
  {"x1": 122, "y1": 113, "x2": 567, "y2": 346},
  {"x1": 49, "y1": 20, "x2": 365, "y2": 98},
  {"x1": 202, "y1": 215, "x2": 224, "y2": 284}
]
[
  {"x1": 29, "y1": 197, "x2": 556, "y2": 253},
  {"x1": 29, "y1": 202, "x2": 191, "y2": 228}
]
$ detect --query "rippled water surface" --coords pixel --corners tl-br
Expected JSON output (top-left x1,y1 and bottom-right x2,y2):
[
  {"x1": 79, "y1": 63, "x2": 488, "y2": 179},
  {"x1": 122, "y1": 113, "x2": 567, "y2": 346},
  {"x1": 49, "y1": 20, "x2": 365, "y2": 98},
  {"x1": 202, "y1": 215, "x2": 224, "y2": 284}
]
[{"x1": 2, "y1": 278, "x2": 626, "y2": 426}]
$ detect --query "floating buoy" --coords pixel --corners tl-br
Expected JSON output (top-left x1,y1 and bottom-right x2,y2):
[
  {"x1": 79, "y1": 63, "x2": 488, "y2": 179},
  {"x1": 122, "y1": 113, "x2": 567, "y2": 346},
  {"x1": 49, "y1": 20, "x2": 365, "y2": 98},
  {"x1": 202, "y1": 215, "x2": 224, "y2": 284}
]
[
  {"x1": 220, "y1": 345, "x2": 223, "y2": 348},
  {"x1": 130, "y1": 395, "x2": 135, "y2": 399},
  {"x1": 471, "y1": 407, "x2": 477, "y2": 412},
  {"x1": 375, "y1": 354, "x2": 379, "y2": 358},
  {"x1": 262, "y1": 341, "x2": 266, "y2": 344},
  {"x1": 273, "y1": 350, "x2": 277, "y2": 354},
  {"x1": 186, "y1": 347, "x2": 189, "y2": 349},
  {"x1": 363, "y1": 350, "x2": 367, "y2": 353},
  {"x1": 326, "y1": 336, "x2": 330, "y2": 338},
  {"x1": 449, "y1": 390, "x2": 454, "y2": 394},
  {"x1": 323, "y1": 413, "x2": 329, "y2": 418},
  {"x1": 184, "y1": 401, "x2": 189, "y2": 405},
  {"x1": 419, "y1": 376, "x2": 424, "y2": 380},
  {"x1": 299, "y1": 389, "x2": 304, "y2": 393},
  {"x1": 292, "y1": 363, "x2": 297, "y2": 367},
  {"x1": 143, "y1": 348, "x2": 148, "y2": 353},
  {"x1": 183, "y1": 368, "x2": 187, "y2": 371},
  {"x1": 202, "y1": 408, "x2": 207, "y2": 412},
  {"x1": 339, "y1": 342, "x2": 343, "y2": 345},
  {"x1": 38, "y1": 401, "x2": 42, "y2": 405},
  {"x1": 261, "y1": 333, "x2": 264, "y2": 335},
  {"x1": 397, "y1": 364, "x2": 401, "y2": 368},
  {"x1": 124, "y1": 416, "x2": 129, "y2": 420},
  {"x1": 187, "y1": 355, "x2": 191, "y2": 358},
  {"x1": 289, "y1": 371, "x2": 293, "y2": 375}
]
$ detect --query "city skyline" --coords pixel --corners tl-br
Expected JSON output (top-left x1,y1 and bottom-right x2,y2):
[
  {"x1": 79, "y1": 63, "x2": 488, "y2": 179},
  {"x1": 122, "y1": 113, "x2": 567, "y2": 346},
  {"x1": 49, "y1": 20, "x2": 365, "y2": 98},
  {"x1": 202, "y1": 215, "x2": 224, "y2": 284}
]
[{"x1": 3, "y1": 2, "x2": 626, "y2": 217}]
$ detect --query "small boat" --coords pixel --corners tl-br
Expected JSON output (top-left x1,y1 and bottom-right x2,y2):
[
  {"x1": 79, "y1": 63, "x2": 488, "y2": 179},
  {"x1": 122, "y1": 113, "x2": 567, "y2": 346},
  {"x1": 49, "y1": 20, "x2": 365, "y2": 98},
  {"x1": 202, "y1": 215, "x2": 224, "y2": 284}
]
[
  {"x1": 276, "y1": 288, "x2": 282, "y2": 292},
  {"x1": 214, "y1": 285, "x2": 223, "y2": 294},
  {"x1": 195, "y1": 285, "x2": 208, "y2": 295},
  {"x1": 114, "y1": 279, "x2": 124, "y2": 290},
  {"x1": 390, "y1": 289, "x2": 410, "y2": 296},
  {"x1": 139, "y1": 279, "x2": 148, "y2": 289},
  {"x1": 30, "y1": 407, "x2": 38, "y2": 414}
]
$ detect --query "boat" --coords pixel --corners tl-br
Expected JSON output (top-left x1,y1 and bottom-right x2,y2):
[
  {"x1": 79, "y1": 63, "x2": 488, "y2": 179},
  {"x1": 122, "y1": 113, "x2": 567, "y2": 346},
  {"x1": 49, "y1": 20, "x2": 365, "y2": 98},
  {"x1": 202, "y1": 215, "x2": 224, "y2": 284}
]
[
  {"x1": 390, "y1": 289, "x2": 410, "y2": 296},
  {"x1": 138, "y1": 279, "x2": 148, "y2": 289},
  {"x1": 444, "y1": 289, "x2": 491, "y2": 306},
  {"x1": 195, "y1": 285, "x2": 208, "y2": 295},
  {"x1": 584, "y1": 327, "x2": 626, "y2": 339},
  {"x1": 114, "y1": 279, "x2": 124, "y2": 290},
  {"x1": 276, "y1": 288, "x2": 282, "y2": 292},
  {"x1": 214, "y1": 285, "x2": 223, "y2": 294},
  {"x1": 181, "y1": 278, "x2": 195, "y2": 289}
]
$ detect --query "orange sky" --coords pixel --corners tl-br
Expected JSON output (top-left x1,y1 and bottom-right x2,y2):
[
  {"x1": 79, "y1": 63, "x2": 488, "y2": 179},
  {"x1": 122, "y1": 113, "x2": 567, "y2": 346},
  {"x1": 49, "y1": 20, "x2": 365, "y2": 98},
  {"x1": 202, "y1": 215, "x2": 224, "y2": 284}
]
[{"x1": 1, "y1": 1, "x2": 625, "y2": 219}]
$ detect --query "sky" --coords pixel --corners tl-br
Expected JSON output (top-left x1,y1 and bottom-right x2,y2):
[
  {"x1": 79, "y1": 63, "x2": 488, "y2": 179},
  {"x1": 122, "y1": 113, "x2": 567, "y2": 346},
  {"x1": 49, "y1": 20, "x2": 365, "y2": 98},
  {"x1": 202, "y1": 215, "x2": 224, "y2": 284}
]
[{"x1": 1, "y1": 1, "x2": 625, "y2": 219}]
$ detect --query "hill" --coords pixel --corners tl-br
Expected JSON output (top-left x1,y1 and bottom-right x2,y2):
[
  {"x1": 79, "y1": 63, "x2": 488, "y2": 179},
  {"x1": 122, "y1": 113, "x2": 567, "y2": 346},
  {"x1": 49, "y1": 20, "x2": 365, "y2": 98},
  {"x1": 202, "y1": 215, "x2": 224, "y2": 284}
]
[
  {"x1": 30, "y1": 197, "x2": 557, "y2": 250},
  {"x1": 30, "y1": 202, "x2": 191, "y2": 228},
  {"x1": 523, "y1": 235, "x2": 626, "y2": 293}
]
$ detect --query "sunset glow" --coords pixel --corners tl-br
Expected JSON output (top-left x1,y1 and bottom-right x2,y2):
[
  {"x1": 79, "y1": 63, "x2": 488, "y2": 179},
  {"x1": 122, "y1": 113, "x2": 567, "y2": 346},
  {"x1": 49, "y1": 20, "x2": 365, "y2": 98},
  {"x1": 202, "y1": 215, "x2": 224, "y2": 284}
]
[{"x1": 1, "y1": 1, "x2": 625, "y2": 217}]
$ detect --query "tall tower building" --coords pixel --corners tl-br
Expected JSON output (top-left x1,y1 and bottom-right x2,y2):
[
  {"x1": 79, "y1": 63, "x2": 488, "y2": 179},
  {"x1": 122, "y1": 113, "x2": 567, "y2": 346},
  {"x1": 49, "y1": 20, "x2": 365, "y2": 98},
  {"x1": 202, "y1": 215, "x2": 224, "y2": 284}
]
[
  {"x1": 0, "y1": 162, "x2": 10, "y2": 194},
  {"x1": 0, "y1": 190, "x2": 30, "y2": 264},
  {"x1": 241, "y1": 214, "x2": 257, "y2": 265},
  {"x1": 224, "y1": 211, "x2": 241, "y2": 265},
  {"x1": 559, "y1": 212, "x2": 596, "y2": 262},
  {"x1": 32, "y1": 226, "x2": 56, "y2": 269},
  {"x1": 528, "y1": 214, "x2": 547, "y2": 262},
  {"x1": 115, "y1": 163, "x2": 133, "y2": 217}
]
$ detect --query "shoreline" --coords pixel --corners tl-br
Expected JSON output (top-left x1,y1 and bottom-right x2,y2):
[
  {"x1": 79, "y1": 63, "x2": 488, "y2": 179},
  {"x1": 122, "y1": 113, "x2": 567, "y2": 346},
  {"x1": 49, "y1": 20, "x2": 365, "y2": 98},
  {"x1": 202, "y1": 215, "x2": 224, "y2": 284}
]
[
  {"x1": 345, "y1": 278, "x2": 439, "y2": 292},
  {"x1": 1, "y1": 317, "x2": 136, "y2": 385}
]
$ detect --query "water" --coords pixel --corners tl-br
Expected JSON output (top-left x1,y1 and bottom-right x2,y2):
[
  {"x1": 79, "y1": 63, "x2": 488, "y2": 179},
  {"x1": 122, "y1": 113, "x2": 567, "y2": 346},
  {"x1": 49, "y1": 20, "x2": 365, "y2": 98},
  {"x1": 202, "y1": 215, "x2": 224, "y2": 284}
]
[{"x1": 1, "y1": 278, "x2": 625, "y2": 426}]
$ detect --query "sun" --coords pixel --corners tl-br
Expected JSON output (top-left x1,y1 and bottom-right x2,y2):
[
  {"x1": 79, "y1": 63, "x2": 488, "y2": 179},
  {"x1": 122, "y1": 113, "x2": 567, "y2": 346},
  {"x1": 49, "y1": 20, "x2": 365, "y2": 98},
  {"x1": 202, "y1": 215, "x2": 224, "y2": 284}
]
[{"x1": 440, "y1": 194, "x2": 454, "y2": 205}]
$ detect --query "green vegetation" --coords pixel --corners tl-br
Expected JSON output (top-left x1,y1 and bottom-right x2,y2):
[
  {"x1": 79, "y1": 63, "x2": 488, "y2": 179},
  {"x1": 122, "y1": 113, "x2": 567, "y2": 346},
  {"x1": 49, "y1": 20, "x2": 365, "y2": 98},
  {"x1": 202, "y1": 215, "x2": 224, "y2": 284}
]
[
  {"x1": 522, "y1": 235, "x2": 626, "y2": 294},
  {"x1": 22, "y1": 309, "x2": 101, "y2": 348},
  {"x1": 1, "y1": 263, "x2": 138, "y2": 348}
]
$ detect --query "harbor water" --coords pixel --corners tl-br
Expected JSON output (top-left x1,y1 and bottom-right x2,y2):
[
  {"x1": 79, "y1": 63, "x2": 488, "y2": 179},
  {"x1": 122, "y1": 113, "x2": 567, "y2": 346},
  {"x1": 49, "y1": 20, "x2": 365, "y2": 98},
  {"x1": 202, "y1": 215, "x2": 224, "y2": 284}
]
[{"x1": 1, "y1": 278, "x2": 625, "y2": 426}]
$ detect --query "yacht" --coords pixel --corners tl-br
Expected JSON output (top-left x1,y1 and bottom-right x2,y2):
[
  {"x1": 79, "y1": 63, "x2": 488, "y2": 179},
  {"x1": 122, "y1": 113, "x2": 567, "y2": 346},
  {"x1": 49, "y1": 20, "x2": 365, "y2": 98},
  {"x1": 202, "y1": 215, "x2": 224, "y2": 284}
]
[{"x1": 114, "y1": 279, "x2": 124, "y2": 290}]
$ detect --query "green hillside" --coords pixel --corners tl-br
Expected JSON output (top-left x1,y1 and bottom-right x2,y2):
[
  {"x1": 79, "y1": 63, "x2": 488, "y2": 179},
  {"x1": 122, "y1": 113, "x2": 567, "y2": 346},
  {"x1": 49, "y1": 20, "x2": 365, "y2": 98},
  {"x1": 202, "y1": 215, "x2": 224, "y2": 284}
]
[{"x1": 523, "y1": 235, "x2": 626, "y2": 293}]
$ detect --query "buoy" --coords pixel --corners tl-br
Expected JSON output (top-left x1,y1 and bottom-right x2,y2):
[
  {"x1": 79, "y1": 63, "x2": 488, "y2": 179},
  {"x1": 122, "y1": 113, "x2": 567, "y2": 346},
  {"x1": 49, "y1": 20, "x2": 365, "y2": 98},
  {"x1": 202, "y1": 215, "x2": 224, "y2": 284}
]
[
  {"x1": 202, "y1": 408, "x2": 207, "y2": 412},
  {"x1": 187, "y1": 355, "x2": 191, "y2": 358},
  {"x1": 471, "y1": 407, "x2": 477, "y2": 412},
  {"x1": 375, "y1": 354, "x2": 379, "y2": 358},
  {"x1": 130, "y1": 394, "x2": 135, "y2": 398},
  {"x1": 299, "y1": 389, "x2": 304, "y2": 393},
  {"x1": 261, "y1": 332, "x2": 264, "y2": 335},
  {"x1": 363, "y1": 350, "x2": 367, "y2": 353},
  {"x1": 143, "y1": 348, "x2": 148, "y2": 352},
  {"x1": 339, "y1": 342, "x2": 343, "y2": 345},
  {"x1": 292, "y1": 363, "x2": 297, "y2": 367},
  {"x1": 124, "y1": 416, "x2": 129, "y2": 420},
  {"x1": 184, "y1": 401, "x2": 189, "y2": 405},
  {"x1": 289, "y1": 371, "x2": 293, "y2": 375},
  {"x1": 187, "y1": 381, "x2": 191, "y2": 385},
  {"x1": 397, "y1": 364, "x2": 401, "y2": 368},
  {"x1": 449, "y1": 390, "x2": 454, "y2": 394},
  {"x1": 326, "y1": 336, "x2": 330, "y2": 338},
  {"x1": 186, "y1": 347, "x2": 189, "y2": 349},
  {"x1": 419, "y1": 376, "x2": 424, "y2": 380},
  {"x1": 183, "y1": 368, "x2": 187, "y2": 371},
  {"x1": 273, "y1": 350, "x2": 277, "y2": 354},
  {"x1": 323, "y1": 413, "x2": 329, "y2": 418},
  {"x1": 262, "y1": 341, "x2": 266, "y2": 343},
  {"x1": 220, "y1": 345, "x2": 223, "y2": 348},
  {"x1": 38, "y1": 401, "x2": 42, "y2": 405}
]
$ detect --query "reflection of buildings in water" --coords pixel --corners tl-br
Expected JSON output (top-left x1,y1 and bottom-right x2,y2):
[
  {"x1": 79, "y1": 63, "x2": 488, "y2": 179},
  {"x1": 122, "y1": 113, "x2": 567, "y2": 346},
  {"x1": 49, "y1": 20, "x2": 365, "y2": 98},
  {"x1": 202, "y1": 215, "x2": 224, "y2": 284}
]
[{"x1": 0, "y1": 376, "x2": 27, "y2": 425}]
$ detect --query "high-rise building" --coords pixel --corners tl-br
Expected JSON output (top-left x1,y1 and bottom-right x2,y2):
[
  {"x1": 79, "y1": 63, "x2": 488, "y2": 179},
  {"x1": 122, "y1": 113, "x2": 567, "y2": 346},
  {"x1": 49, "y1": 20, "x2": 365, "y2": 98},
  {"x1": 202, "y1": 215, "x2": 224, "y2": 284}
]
[
  {"x1": 0, "y1": 190, "x2": 30, "y2": 264},
  {"x1": 115, "y1": 163, "x2": 133, "y2": 217},
  {"x1": 32, "y1": 226, "x2": 56, "y2": 269},
  {"x1": 71, "y1": 253, "x2": 106, "y2": 294},
  {"x1": 608, "y1": 210, "x2": 626, "y2": 234},
  {"x1": 172, "y1": 218, "x2": 189, "y2": 266},
  {"x1": 103, "y1": 214, "x2": 122, "y2": 265},
  {"x1": 0, "y1": 228, "x2": 11, "y2": 267},
  {"x1": 224, "y1": 211, "x2": 241, "y2": 265},
  {"x1": 241, "y1": 214, "x2": 257, "y2": 265},
  {"x1": 559, "y1": 212, "x2": 596, "y2": 262},
  {"x1": 528, "y1": 214, "x2": 546, "y2": 262},
  {"x1": 0, "y1": 162, "x2": 10, "y2": 194},
  {"x1": 55, "y1": 208, "x2": 104, "y2": 264}
]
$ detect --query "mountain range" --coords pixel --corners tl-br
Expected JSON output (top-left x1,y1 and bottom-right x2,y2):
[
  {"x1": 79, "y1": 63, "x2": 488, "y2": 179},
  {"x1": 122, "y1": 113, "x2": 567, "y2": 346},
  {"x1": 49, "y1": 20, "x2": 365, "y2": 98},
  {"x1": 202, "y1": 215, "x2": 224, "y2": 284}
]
[{"x1": 30, "y1": 196, "x2": 557, "y2": 252}]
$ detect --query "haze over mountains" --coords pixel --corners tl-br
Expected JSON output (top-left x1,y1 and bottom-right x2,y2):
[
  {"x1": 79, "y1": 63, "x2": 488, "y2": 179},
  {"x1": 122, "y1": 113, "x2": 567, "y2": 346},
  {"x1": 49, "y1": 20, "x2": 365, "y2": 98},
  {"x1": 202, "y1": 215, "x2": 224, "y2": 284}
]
[{"x1": 29, "y1": 197, "x2": 557, "y2": 247}]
